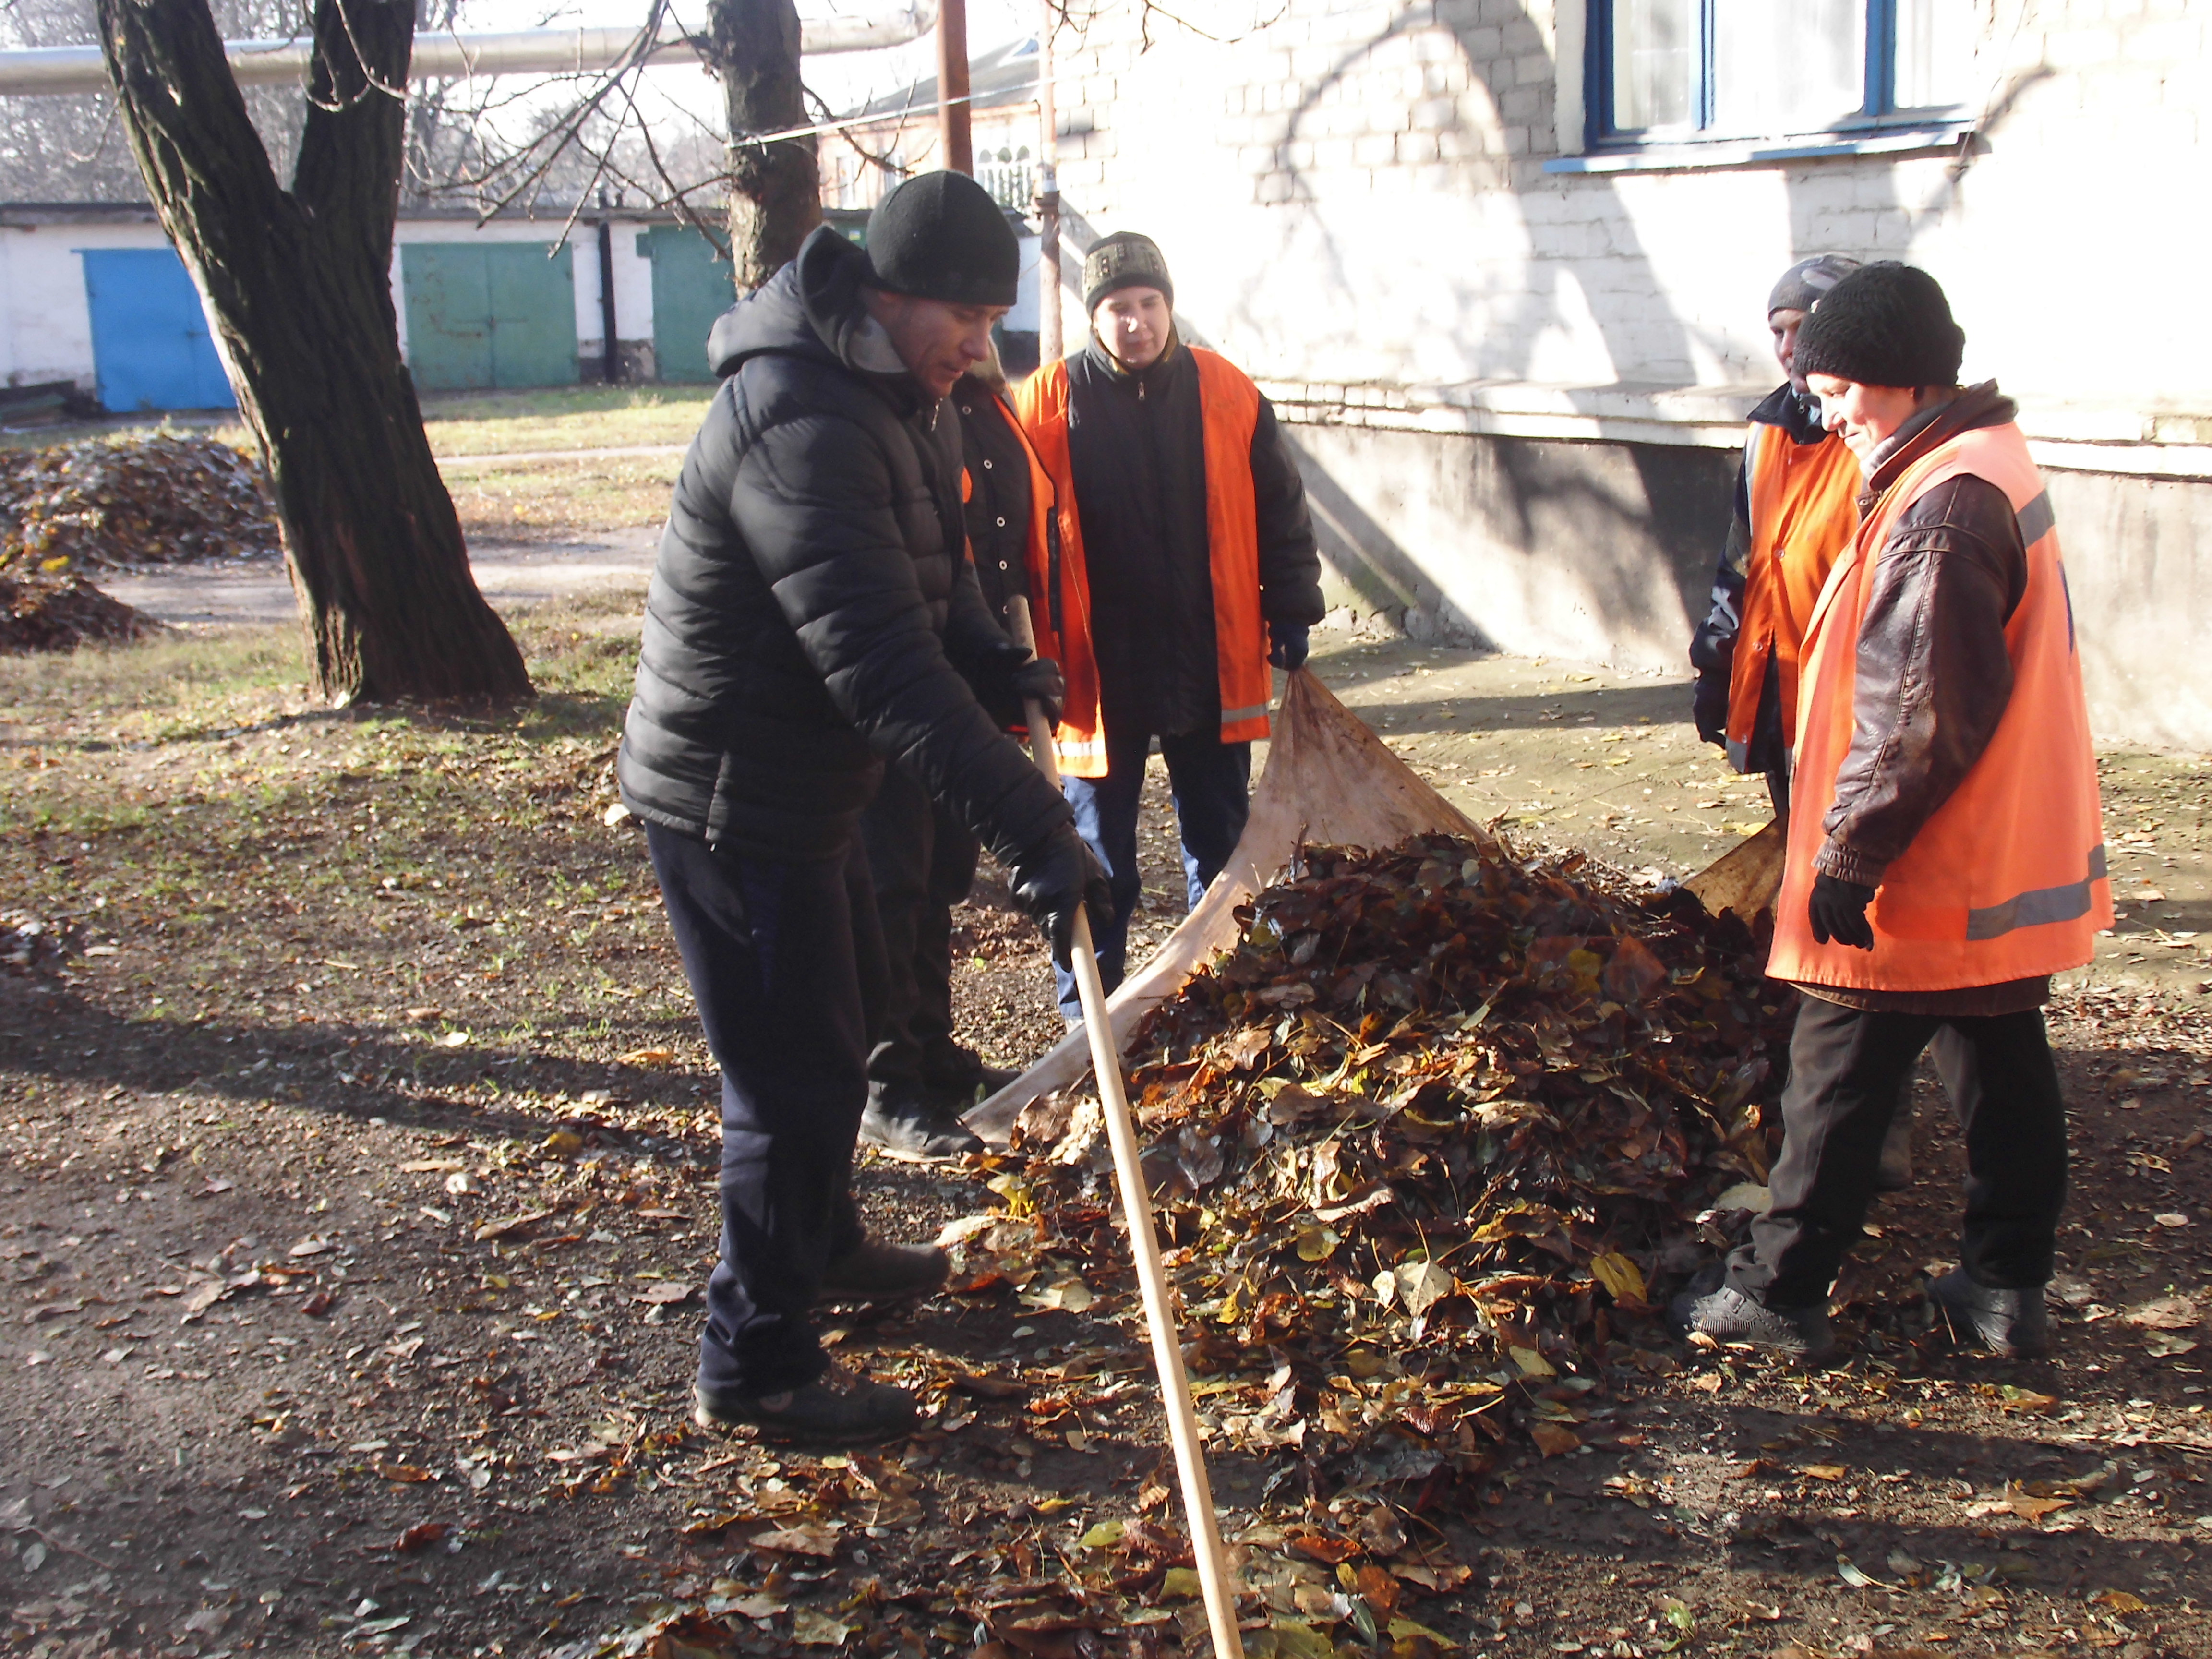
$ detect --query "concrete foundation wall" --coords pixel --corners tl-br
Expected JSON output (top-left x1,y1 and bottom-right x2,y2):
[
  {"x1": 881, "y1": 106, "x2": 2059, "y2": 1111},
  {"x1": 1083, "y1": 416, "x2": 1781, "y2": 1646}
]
[{"x1": 1290, "y1": 420, "x2": 2212, "y2": 751}]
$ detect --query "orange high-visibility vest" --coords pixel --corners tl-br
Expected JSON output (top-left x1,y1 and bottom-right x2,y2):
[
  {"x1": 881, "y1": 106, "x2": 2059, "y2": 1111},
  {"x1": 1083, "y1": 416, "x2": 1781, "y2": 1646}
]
[
  {"x1": 1724, "y1": 419, "x2": 1862, "y2": 773},
  {"x1": 1768, "y1": 421, "x2": 2110, "y2": 992},
  {"x1": 1015, "y1": 348, "x2": 1270, "y2": 779}
]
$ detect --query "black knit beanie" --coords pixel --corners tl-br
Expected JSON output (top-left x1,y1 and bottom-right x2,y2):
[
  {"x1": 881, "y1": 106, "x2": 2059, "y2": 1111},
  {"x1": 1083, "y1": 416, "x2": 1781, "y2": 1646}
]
[
  {"x1": 1792, "y1": 261, "x2": 1966, "y2": 389},
  {"x1": 864, "y1": 172, "x2": 1019, "y2": 307},
  {"x1": 1767, "y1": 252, "x2": 1860, "y2": 317},
  {"x1": 1082, "y1": 231, "x2": 1173, "y2": 315}
]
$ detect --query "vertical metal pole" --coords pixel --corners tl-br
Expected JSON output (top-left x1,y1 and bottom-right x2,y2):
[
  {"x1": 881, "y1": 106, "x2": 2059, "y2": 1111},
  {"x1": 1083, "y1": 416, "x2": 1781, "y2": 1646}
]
[
  {"x1": 938, "y1": 0, "x2": 974, "y2": 174},
  {"x1": 596, "y1": 215, "x2": 621, "y2": 385},
  {"x1": 1034, "y1": 0, "x2": 1060, "y2": 364}
]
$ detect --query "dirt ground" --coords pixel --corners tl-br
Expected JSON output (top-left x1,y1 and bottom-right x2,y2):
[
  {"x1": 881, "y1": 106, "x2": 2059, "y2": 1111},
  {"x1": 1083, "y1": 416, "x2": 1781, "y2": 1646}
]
[{"x1": 3, "y1": 589, "x2": 2209, "y2": 1659}]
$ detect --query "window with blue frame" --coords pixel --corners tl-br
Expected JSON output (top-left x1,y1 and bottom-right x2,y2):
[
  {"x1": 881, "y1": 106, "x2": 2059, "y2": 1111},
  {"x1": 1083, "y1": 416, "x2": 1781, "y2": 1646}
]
[{"x1": 1592, "y1": 0, "x2": 1974, "y2": 147}]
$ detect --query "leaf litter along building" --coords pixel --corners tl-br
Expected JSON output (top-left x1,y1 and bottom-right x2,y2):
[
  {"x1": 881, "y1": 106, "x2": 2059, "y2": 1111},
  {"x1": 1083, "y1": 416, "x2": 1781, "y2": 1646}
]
[{"x1": 1031, "y1": 0, "x2": 2212, "y2": 750}]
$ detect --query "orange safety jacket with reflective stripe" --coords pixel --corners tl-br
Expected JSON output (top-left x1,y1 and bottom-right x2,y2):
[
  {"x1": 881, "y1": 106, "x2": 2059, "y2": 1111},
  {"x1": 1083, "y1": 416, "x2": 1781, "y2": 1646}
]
[
  {"x1": 1015, "y1": 348, "x2": 1270, "y2": 779},
  {"x1": 1724, "y1": 420, "x2": 1861, "y2": 774},
  {"x1": 1768, "y1": 422, "x2": 2110, "y2": 992}
]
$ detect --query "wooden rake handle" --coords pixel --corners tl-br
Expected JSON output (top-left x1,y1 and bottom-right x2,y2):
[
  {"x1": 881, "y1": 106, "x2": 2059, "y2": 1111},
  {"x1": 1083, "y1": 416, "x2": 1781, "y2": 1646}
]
[{"x1": 1001, "y1": 596, "x2": 1244, "y2": 1659}]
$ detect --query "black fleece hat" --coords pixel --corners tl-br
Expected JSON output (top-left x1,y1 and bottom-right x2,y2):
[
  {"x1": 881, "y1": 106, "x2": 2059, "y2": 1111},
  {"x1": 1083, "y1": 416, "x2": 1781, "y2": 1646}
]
[
  {"x1": 1083, "y1": 231, "x2": 1173, "y2": 315},
  {"x1": 864, "y1": 172, "x2": 1019, "y2": 307},
  {"x1": 1793, "y1": 261, "x2": 1966, "y2": 389},
  {"x1": 1767, "y1": 252, "x2": 1860, "y2": 317}
]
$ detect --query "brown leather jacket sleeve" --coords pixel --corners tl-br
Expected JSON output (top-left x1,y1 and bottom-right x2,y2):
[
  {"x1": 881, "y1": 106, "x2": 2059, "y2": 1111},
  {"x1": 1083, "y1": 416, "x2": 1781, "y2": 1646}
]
[{"x1": 1815, "y1": 474, "x2": 2029, "y2": 885}]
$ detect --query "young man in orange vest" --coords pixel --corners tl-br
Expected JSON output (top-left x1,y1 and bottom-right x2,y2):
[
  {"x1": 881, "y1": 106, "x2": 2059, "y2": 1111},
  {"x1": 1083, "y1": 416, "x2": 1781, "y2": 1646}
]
[
  {"x1": 1017, "y1": 232, "x2": 1324, "y2": 1019},
  {"x1": 1672, "y1": 264, "x2": 2108, "y2": 1364},
  {"x1": 1689, "y1": 253, "x2": 1862, "y2": 817}
]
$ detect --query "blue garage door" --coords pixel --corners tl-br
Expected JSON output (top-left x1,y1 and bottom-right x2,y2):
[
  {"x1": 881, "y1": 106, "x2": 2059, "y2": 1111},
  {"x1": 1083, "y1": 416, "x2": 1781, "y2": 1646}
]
[{"x1": 79, "y1": 248, "x2": 235, "y2": 413}]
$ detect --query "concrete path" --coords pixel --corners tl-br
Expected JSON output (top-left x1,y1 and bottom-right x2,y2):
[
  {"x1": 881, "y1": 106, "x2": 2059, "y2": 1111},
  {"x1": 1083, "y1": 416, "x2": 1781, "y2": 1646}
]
[{"x1": 99, "y1": 529, "x2": 658, "y2": 627}]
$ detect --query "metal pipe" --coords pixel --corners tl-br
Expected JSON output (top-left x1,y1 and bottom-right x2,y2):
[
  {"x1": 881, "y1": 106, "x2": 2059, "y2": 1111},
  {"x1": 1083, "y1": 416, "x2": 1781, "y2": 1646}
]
[
  {"x1": 0, "y1": 4, "x2": 938, "y2": 97},
  {"x1": 935, "y1": 0, "x2": 972, "y2": 173},
  {"x1": 1034, "y1": 0, "x2": 1060, "y2": 363}
]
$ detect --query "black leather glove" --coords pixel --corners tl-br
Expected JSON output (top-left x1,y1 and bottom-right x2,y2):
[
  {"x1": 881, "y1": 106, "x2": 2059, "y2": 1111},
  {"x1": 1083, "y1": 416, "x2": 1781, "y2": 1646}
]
[
  {"x1": 1268, "y1": 622, "x2": 1310, "y2": 671},
  {"x1": 1692, "y1": 672, "x2": 1729, "y2": 747},
  {"x1": 1011, "y1": 655, "x2": 1065, "y2": 728},
  {"x1": 1010, "y1": 823, "x2": 1114, "y2": 970},
  {"x1": 1808, "y1": 873, "x2": 1876, "y2": 951}
]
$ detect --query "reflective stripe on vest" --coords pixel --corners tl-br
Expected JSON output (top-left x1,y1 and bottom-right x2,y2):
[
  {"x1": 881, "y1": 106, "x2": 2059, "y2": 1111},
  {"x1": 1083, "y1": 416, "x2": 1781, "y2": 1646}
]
[
  {"x1": 1767, "y1": 421, "x2": 2111, "y2": 992},
  {"x1": 1014, "y1": 347, "x2": 1271, "y2": 779},
  {"x1": 1722, "y1": 417, "x2": 1861, "y2": 772}
]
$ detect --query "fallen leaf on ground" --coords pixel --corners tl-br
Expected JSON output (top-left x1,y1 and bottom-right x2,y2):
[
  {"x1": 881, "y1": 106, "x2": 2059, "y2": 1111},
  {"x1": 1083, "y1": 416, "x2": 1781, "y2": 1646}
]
[
  {"x1": 1528, "y1": 1421, "x2": 1581, "y2": 1457},
  {"x1": 748, "y1": 1524, "x2": 839, "y2": 1557},
  {"x1": 2124, "y1": 1296, "x2": 2199, "y2": 1329}
]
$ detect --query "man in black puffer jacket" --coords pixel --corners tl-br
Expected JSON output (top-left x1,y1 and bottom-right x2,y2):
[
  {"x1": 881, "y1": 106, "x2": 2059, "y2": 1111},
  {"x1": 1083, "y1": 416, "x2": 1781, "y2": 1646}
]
[{"x1": 617, "y1": 173, "x2": 1109, "y2": 1443}]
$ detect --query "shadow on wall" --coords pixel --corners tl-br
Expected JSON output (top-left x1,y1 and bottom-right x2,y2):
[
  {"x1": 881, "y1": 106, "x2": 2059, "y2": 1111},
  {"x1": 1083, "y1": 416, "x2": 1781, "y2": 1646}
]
[
  {"x1": 1222, "y1": 0, "x2": 1719, "y2": 662},
  {"x1": 1284, "y1": 421, "x2": 1733, "y2": 665}
]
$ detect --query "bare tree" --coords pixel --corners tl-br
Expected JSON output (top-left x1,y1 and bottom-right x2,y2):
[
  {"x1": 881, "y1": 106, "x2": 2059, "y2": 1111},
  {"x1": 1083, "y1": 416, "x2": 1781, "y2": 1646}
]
[{"x1": 95, "y1": 0, "x2": 530, "y2": 703}]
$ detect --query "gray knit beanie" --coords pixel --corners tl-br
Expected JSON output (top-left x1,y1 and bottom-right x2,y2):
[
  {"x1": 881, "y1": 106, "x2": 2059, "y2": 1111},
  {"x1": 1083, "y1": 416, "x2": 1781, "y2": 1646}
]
[
  {"x1": 1082, "y1": 232, "x2": 1173, "y2": 314},
  {"x1": 1768, "y1": 253, "x2": 1861, "y2": 317}
]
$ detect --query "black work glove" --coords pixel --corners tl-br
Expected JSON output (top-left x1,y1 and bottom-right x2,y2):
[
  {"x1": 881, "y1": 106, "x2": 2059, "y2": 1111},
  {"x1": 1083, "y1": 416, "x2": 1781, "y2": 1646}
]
[
  {"x1": 1010, "y1": 823, "x2": 1113, "y2": 971},
  {"x1": 1011, "y1": 655, "x2": 1065, "y2": 728},
  {"x1": 1692, "y1": 671, "x2": 1729, "y2": 747},
  {"x1": 1807, "y1": 873, "x2": 1876, "y2": 951},
  {"x1": 1268, "y1": 622, "x2": 1310, "y2": 672}
]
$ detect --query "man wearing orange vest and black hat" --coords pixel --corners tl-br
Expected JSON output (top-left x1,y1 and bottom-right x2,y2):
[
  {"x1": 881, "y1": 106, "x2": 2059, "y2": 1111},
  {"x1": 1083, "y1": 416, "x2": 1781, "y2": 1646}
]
[
  {"x1": 1689, "y1": 253, "x2": 1862, "y2": 816},
  {"x1": 1672, "y1": 263, "x2": 2109, "y2": 1365},
  {"x1": 1018, "y1": 232, "x2": 1324, "y2": 1020}
]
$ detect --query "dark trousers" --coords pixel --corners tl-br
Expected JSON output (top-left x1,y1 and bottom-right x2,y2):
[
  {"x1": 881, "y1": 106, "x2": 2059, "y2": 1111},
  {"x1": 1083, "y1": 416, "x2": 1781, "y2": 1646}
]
[
  {"x1": 858, "y1": 757, "x2": 981, "y2": 1103},
  {"x1": 1727, "y1": 996, "x2": 2068, "y2": 1308},
  {"x1": 645, "y1": 822, "x2": 887, "y2": 1398},
  {"x1": 1057, "y1": 726, "x2": 1250, "y2": 1018}
]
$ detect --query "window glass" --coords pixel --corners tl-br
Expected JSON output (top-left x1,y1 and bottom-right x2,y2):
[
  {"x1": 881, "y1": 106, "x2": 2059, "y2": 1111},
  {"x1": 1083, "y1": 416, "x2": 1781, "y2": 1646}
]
[
  {"x1": 1611, "y1": 0, "x2": 1697, "y2": 132},
  {"x1": 1711, "y1": 0, "x2": 1865, "y2": 135},
  {"x1": 1893, "y1": 0, "x2": 1975, "y2": 109}
]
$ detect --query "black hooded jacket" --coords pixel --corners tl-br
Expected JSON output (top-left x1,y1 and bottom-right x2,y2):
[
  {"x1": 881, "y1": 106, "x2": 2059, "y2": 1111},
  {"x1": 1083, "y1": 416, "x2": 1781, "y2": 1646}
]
[{"x1": 615, "y1": 225, "x2": 1072, "y2": 866}]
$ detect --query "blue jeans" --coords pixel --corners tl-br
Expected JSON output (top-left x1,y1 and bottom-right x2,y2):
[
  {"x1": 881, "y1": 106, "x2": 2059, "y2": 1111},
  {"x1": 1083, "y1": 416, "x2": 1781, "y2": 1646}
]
[{"x1": 1056, "y1": 727, "x2": 1251, "y2": 1018}]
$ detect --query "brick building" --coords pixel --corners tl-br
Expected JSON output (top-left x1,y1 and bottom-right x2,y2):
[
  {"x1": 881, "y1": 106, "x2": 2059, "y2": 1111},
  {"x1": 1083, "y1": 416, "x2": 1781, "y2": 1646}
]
[{"x1": 1038, "y1": 0, "x2": 2212, "y2": 747}]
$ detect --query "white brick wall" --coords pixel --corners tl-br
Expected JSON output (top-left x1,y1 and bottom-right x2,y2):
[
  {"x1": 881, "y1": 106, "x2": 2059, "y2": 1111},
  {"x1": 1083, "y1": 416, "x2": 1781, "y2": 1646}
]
[{"x1": 1040, "y1": 0, "x2": 2212, "y2": 419}]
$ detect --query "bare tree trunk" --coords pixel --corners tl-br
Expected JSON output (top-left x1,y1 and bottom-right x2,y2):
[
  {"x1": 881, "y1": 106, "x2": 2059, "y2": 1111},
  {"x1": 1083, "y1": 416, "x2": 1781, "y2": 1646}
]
[
  {"x1": 710, "y1": 0, "x2": 820, "y2": 293},
  {"x1": 96, "y1": 0, "x2": 531, "y2": 705}
]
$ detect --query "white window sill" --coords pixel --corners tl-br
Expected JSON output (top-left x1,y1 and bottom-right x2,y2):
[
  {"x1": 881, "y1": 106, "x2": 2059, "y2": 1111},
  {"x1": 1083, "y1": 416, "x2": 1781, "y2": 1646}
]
[
  {"x1": 1262, "y1": 379, "x2": 2212, "y2": 480},
  {"x1": 1543, "y1": 124, "x2": 1972, "y2": 176}
]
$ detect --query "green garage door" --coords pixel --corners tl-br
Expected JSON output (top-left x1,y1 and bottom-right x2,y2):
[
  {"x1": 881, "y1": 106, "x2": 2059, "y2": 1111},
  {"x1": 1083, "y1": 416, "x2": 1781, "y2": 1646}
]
[
  {"x1": 403, "y1": 242, "x2": 577, "y2": 391},
  {"x1": 646, "y1": 226, "x2": 737, "y2": 384}
]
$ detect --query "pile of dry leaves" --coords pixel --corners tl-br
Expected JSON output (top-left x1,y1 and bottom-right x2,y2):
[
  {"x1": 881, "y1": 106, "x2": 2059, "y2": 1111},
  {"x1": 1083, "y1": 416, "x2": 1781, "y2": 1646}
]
[
  {"x1": 996, "y1": 834, "x2": 1797, "y2": 1490},
  {"x1": 0, "y1": 433, "x2": 277, "y2": 574},
  {"x1": 0, "y1": 570, "x2": 163, "y2": 654}
]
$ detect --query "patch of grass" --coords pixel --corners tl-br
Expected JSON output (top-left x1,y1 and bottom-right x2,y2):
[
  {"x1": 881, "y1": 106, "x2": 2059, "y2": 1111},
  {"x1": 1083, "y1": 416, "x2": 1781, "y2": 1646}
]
[
  {"x1": 421, "y1": 385, "x2": 713, "y2": 457},
  {"x1": 0, "y1": 598, "x2": 676, "y2": 1047},
  {"x1": 443, "y1": 452, "x2": 684, "y2": 538}
]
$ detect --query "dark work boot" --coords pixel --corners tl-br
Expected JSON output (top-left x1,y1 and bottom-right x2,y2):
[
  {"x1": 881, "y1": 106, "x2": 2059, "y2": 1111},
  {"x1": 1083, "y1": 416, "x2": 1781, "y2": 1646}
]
[
  {"x1": 1928, "y1": 1268, "x2": 2049, "y2": 1358},
  {"x1": 1670, "y1": 1272, "x2": 1837, "y2": 1364},
  {"x1": 693, "y1": 1364, "x2": 918, "y2": 1445},
  {"x1": 860, "y1": 1093, "x2": 983, "y2": 1161},
  {"x1": 817, "y1": 1238, "x2": 949, "y2": 1306}
]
